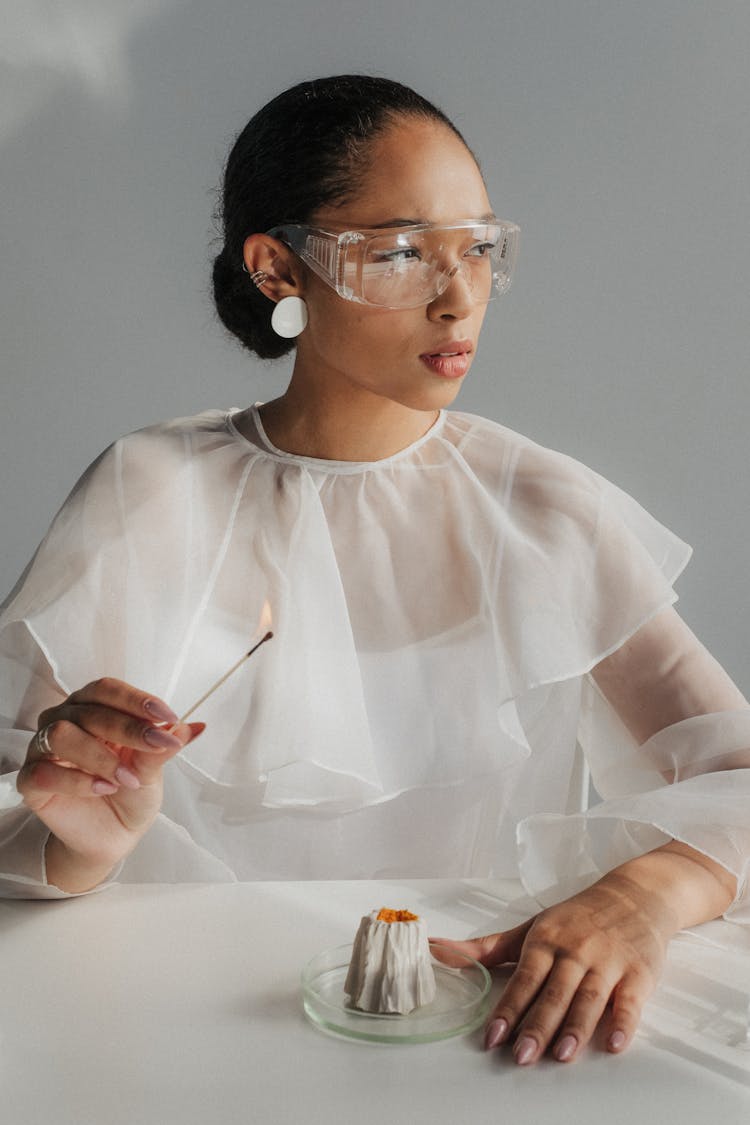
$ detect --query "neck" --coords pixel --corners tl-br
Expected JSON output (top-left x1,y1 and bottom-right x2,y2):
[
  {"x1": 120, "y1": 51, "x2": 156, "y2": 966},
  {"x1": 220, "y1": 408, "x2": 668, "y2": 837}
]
[{"x1": 254, "y1": 375, "x2": 441, "y2": 463}]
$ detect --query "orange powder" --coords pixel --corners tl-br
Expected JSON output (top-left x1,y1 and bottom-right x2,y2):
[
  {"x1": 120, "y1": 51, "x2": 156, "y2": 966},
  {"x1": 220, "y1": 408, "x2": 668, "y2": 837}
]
[{"x1": 376, "y1": 908, "x2": 419, "y2": 923}]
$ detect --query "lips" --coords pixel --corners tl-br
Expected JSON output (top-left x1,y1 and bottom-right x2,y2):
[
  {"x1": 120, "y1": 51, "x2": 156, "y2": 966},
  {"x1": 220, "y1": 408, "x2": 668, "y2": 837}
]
[
  {"x1": 420, "y1": 339, "x2": 473, "y2": 359},
  {"x1": 419, "y1": 339, "x2": 474, "y2": 379}
]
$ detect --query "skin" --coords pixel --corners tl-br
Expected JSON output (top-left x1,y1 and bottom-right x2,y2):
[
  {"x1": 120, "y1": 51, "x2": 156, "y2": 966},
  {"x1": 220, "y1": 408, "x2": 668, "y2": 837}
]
[
  {"x1": 440, "y1": 609, "x2": 744, "y2": 1064},
  {"x1": 238, "y1": 116, "x2": 493, "y2": 460},
  {"x1": 17, "y1": 681, "x2": 204, "y2": 893},
  {"x1": 17, "y1": 115, "x2": 743, "y2": 1062}
]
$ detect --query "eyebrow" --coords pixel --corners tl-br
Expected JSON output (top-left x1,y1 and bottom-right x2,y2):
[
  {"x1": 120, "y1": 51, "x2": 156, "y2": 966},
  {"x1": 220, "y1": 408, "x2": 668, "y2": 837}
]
[{"x1": 369, "y1": 212, "x2": 498, "y2": 228}]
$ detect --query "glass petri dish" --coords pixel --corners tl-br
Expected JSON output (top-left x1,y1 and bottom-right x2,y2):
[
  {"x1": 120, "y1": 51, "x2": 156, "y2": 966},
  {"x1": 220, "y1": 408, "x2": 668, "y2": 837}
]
[{"x1": 301, "y1": 940, "x2": 491, "y2": 1044}]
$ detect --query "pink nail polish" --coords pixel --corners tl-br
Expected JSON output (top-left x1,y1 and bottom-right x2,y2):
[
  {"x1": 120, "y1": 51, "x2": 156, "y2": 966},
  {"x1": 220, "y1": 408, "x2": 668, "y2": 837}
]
[
  {"x1": 114, "y1": 765, "x2": 141, "y2": 790},
  {"x1": 609, "y1": 1030, "x2": 626, "y2": 1051},
  {"x1": 484, "y1": 1018, "x2": 508, "y2": 1049},
  {"x1": 515, "y1": 1037, "x2": 537, "y2": 1066},
  {"x1": 143, "y1": 698, "x2": 179, "y2": 724},
  {"x1": 92, "y1": 779, "x2": 119, "y2": 795},
  {"x1": 143, "y1": 726, "x2": 182, "y2": 750},
  {"x1": 555, "y1": 1034, "x2": 577, "y2": 1062}
]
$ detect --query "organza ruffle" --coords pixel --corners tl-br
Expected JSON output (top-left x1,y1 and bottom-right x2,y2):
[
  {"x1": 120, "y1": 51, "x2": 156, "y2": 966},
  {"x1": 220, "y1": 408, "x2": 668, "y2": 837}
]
[
  {"x1": 1, "y1": 407, "x2": 691, "y2": 811},
  {"x1": 3, "y1": 406, "x2": 748, "y2": 906}
]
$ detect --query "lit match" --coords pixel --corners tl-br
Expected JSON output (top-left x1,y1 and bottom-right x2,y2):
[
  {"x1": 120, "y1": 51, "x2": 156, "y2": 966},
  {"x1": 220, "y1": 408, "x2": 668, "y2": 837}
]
[{"x1": 174, "y1": 600, "x2": 273, "y2": 724}]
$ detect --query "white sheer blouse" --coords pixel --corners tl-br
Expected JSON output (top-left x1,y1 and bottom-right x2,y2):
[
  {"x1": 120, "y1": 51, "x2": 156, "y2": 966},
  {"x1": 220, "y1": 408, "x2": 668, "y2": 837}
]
[{"x1": 1, "y1": 406, "x2": 749, "y2": 919}]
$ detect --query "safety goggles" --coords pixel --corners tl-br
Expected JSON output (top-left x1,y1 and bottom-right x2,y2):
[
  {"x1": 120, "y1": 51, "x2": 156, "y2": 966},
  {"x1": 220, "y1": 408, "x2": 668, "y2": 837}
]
[{"x1": 266, "y1": 219, "x2": 520, "y2": 309}]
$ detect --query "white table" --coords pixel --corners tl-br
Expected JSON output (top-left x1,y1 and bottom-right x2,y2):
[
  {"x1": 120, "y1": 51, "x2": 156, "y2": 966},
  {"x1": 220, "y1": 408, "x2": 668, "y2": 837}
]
[{"x1": 2, "y1": 878, "x2": 749, "y2": 1125}]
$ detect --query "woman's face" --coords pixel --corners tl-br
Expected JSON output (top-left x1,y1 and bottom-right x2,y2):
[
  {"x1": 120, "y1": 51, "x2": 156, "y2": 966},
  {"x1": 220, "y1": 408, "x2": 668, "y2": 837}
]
[{"x1": 292, "y1": 116, "x2": 496, "y2": 413}]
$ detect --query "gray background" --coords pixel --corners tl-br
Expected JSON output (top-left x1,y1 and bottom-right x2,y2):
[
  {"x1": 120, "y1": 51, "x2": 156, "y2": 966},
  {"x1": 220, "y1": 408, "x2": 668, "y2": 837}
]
[{"x1": 2, "y1": 1, "x2": 748, "y2": 687}]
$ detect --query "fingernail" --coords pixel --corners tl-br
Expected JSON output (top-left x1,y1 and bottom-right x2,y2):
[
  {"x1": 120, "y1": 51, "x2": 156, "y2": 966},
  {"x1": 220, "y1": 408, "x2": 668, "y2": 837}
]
[
  {"x1": 515, "y1": 1037, "x2": 538, "y2": 1066},
  {"x1": 554, "y1": 1034, "x2": 577, "y2": 1062},
  {"x1": 608, "y1": 1030, "x2": 626, "y2": 1051},
  {"x1": 143, "y1": 698, "x2": 179, "y2": 724},
  {"x1": 92, "y1": 779, "x2": 119, "y2": 795},
  {"x1": 114, "y1": 765, "x2": 141, "y2": 790},
  {"x1": 484, "y1": 1018, "x2": 508, "y2": 1049},
  {"x1": 143, "y1": 726, "x2": 182, "y2": 750}
]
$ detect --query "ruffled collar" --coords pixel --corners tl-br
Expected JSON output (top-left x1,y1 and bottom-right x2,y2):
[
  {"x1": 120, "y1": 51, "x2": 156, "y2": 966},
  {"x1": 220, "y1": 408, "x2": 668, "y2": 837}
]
[{"x1": 225, "y1": 403, "x2": 448, "y2": 475}]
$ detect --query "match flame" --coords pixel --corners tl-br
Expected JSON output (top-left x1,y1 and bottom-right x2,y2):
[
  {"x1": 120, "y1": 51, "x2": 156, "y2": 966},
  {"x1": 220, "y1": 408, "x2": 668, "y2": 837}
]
[
  {"x1": 174, "y1": 598, "x2": 275, "y2": 724},
  {"x1": 256, "y1": 598, "x2": 273, "y2": 639}
]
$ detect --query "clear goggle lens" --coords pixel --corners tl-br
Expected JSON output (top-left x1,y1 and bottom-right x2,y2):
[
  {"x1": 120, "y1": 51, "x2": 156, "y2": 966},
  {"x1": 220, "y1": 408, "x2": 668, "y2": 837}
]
[
  {"x1": 351, "y1": 223, "x2": 517, "y2": 308},
  {"x1": 266, "y1": 220, "x2": 520, "y2": 309}
]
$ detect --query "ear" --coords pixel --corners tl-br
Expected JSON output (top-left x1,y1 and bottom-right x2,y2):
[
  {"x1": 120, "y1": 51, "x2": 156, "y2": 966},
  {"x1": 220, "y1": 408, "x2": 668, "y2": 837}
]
[{"x1": 242, "y1": 234, "x2": 305, "y2": 303}]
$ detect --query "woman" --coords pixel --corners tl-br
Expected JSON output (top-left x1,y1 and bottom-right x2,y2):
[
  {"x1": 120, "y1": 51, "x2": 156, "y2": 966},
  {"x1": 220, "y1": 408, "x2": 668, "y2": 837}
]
[{"x1": 1, "y1": 75, "x2": 749, "y2": 1067}]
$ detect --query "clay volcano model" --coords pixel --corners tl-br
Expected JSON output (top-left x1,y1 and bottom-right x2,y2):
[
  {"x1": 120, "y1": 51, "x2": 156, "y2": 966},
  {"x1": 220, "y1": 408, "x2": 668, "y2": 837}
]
[{"x1": 344, "y1": 908, "x2": 437, "y2": 1014}]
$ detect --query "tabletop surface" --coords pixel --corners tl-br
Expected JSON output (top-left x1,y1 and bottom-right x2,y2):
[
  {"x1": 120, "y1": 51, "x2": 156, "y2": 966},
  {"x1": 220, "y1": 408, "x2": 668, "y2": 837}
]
[{"x1": 2, "y1": 877, "x2": 749, "y2": 1125}]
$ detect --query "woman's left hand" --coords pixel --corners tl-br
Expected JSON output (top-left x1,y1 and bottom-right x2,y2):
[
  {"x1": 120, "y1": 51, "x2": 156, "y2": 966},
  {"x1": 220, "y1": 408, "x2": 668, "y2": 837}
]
[{"x1": 438, "y1": 868, "x2": 679, "y2": 1065}]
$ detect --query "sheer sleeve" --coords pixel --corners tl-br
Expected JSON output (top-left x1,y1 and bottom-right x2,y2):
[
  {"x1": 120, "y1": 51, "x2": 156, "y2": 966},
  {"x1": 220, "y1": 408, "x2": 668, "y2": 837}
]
[
  {"x1": 0, "y1": 418, "x2": 240, "y2": 896},
  {"x1": 4, "y1": 407, "x2": 748, "y2": 901},
  {"x1": 512, "y1": 463, "x2": 750, "y2": 927},
  {"x1": 518, "y1": 699, "x2": 750, "y2": 924},
  {"x1": 0, "y1": 621, "x2": 120, "y2": 898}
]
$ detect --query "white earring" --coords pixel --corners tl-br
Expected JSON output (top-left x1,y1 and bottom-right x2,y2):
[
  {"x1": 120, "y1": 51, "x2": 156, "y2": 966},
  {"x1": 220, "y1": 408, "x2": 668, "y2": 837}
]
[{"x1": 271, "y1": 296, "x2": 308, "y2": 338}]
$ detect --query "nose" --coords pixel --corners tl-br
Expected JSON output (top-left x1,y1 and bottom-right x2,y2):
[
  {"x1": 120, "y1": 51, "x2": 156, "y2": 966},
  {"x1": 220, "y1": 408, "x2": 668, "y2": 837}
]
[{"x1": 426, "y1": 261, "x2": 475, "y2": 321}]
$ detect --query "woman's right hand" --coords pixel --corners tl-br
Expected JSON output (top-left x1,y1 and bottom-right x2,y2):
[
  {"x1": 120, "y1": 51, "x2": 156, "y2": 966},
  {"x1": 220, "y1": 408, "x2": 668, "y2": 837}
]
[{"x1": 16, "y1": 677, "x2": 205, "y2": 892}]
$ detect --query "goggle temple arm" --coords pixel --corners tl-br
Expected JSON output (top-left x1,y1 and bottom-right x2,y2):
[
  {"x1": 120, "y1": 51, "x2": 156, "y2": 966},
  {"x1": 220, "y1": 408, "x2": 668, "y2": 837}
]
[{"x1": 266, "y1": 225, "x2": 344, "y2": 294}]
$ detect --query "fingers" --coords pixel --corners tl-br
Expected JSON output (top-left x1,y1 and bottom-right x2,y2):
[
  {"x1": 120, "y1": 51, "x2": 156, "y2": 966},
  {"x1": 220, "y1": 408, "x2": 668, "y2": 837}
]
[
  {"x1": 480, "y1": 922, "x2": 633, "y2": 1064},
  {"x1": 19, "y1": 721, "x2": 205, "y2": 803},
  {"x1": 483, "y1": 952, "x2": 645, "y2": 1065},
  {"x1": 61, "y1": 703, "x2": 183, "y2": 754},
  {"x1": 25, "y1": 712, "x2": 182, "y2": 784},
  {"x1": 511, "y1": 965, "x2": 611, "y2": 1065},
  {"x1": 432, "y1": 921, "x2": 531, "y2": 970},
  {"x1": 38, "y1": 677, "x2": 179, "y2": 733},
  {"x1": 22, "y1": 720, "x2": 137, "y2": 801},
  {"x1": 533, "y1": 971, "x2": 646, "y2": 1063},
  {"x1": 56, "y1": 677, "x2": 179, "y2": 722},
  {"x1": 31, "y1": 679, "x2": 186, "y2": 779},
  {"x1": 35, "y1": 707, "x2": 183, "y2": 762},
  {"x1": 28, "y1": 719, "x2": 135, "y2": 774},
  {"x1": 440, "y1": 927, "x2": 595, "y2": 1061},
  {"x1": 477, "y1": 879, "x2": 668, "y2": 1066},
  {"x1": 132, "y1": 722, "x2": 204, "y2": 785},
  {"x1": 483, "y1": 942, "x2": 559, "y2": 1058},
  {"x1": 18, "y1": 758, "x2": 121, "y2": 806},
  {"x1": 603, "y1": 974, "x2": 650, "y2": 1054}
]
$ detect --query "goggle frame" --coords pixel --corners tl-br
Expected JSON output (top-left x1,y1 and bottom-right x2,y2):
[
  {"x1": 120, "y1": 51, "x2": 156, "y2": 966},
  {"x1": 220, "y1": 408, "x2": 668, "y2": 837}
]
[{"x1": 265, "y1": 219, "x2": 521, "y2": 309}]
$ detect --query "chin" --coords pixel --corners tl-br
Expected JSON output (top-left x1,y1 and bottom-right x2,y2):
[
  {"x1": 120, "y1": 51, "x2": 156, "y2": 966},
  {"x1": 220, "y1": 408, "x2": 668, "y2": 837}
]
[{"x1": 414, "y1": 381, "x2": 465, "y2": 411}]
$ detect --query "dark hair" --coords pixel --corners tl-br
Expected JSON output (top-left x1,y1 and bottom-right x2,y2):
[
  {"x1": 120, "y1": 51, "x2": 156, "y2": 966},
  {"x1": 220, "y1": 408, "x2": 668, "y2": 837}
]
[{"x1": 211, "y1": 75, "x2": 471, "y2": 359}]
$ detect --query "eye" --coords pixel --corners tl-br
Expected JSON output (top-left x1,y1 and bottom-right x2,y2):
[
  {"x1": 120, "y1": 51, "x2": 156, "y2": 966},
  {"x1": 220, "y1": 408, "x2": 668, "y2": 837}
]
[
  {"x1": 465, "y1": 241, "x2": 497, "y2": 258},
  {"x1": 374, "y1": 247, "x2": 422, "y2": 263}
]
